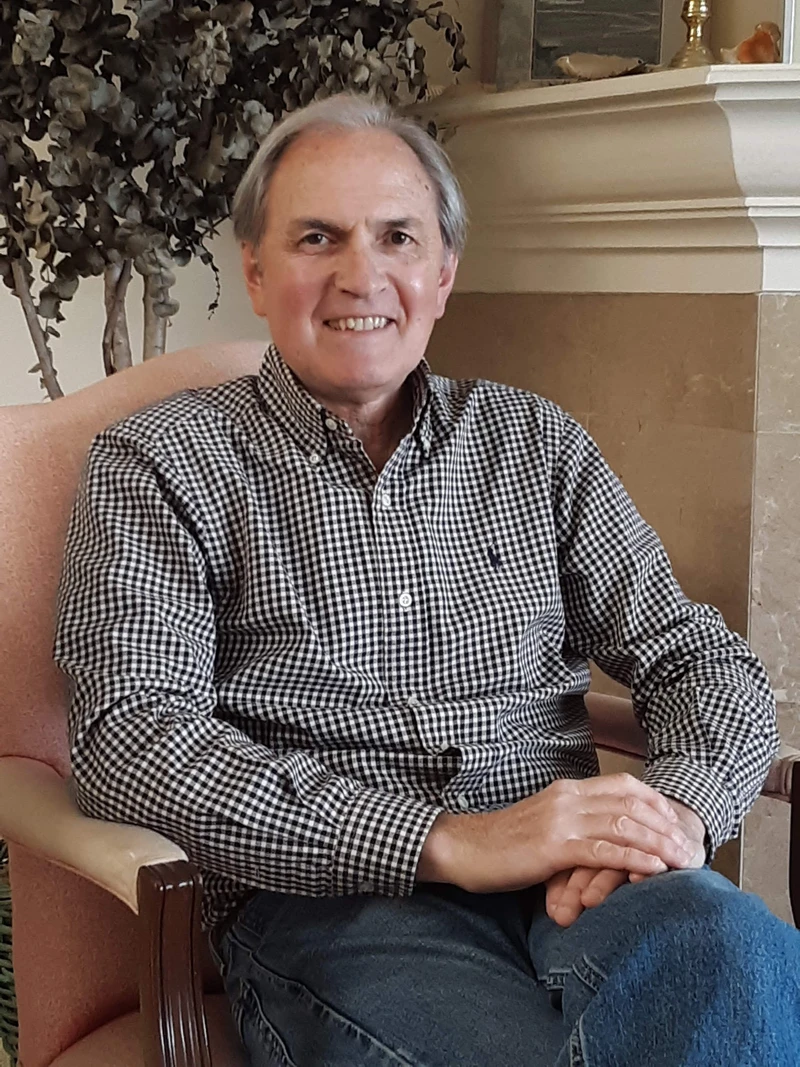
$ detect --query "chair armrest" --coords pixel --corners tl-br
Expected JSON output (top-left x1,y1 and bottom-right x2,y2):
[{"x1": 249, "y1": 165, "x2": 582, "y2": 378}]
[
  {"x1": 584, "y1": 691, "x2": 648, "y2": 759},
  {"x1": 0, "y1": 756, "x2": 187, "y2": 913}
]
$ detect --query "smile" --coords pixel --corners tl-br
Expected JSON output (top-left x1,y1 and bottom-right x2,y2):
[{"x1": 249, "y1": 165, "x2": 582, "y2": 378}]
[{"x1": 325, "y1": 316, "x2": 391, "y2": 332}]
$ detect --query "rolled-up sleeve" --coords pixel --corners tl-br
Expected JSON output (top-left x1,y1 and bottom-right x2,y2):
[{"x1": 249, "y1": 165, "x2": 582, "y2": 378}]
[
  {"x1": 55, "y1": 428, "x2": 440, "y2": 897},
  {"x1": 550, "y1": 411, "x2": 778, "y2": 852}
]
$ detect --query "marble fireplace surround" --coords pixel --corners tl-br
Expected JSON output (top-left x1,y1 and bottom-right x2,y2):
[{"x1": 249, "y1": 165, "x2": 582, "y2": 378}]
[{"x1": 422, "y1": 66, "x2": 800, "y2": 920}]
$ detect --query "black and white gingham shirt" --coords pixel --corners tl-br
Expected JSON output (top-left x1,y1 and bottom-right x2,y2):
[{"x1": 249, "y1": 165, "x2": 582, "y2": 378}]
[{"x1": 55, "y1": 345, "x2": 778, "y2": 929}]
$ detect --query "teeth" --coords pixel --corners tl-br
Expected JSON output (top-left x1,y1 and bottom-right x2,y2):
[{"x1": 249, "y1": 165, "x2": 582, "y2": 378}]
[{"x1": 328, "y1": 316, "x2": 388, "y2": 332}]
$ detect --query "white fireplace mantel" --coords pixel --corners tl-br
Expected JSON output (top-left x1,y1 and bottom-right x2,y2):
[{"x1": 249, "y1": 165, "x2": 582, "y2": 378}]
[{"x1": 421, "y1": 65, "x2": 800, "y2": 295}]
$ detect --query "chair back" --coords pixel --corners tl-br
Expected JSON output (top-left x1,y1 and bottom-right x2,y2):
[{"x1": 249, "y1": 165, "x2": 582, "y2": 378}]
[{"x1": 0, "y1": 341, "x2": 265, "y2": 1066}]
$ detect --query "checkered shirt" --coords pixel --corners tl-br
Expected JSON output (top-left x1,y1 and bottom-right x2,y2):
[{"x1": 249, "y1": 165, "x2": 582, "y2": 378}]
[{"x1": 54, "y1": 345, "x2": 778, "y2": 930}]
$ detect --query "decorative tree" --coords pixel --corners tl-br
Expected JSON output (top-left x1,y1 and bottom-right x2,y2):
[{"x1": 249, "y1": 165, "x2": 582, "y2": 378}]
[{"x1": 0, "y1": 0, "x2": 466, "y2": 398}]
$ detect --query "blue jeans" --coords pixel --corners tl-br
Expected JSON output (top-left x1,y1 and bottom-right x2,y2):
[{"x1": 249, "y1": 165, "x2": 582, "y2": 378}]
[{"x1": 212, "y1": 868, "x2": 800, "y2": 1066}]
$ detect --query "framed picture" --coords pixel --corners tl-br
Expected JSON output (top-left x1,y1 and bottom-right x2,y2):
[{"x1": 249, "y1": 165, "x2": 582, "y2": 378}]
[{"x1": 491, "y1": 0, "x2": 686, "y2": 87}]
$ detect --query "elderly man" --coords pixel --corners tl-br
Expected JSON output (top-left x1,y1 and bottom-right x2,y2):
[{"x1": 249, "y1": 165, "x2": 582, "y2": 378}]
[{"x1": 55, "y1": 94, "x2": 799, "y2": 1066}]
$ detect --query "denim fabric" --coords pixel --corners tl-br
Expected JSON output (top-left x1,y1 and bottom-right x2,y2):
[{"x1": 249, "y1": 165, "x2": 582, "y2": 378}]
[{"x1": 212, "y1": 869, "x2": 800, "y2": 1067}]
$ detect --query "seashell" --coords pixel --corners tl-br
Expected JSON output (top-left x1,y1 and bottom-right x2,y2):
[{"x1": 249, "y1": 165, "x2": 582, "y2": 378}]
[
  {"x1": 720, "y1": 21, "x2": 781, "y2": 64},
  {"x1": 554, "y1": 52, "x2": 647, "y2": 80}
]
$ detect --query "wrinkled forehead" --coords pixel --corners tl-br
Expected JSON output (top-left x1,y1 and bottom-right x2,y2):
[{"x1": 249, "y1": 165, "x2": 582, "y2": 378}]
[{"x1": 265, "y1": 126, "x2": 440, "y2": 232}]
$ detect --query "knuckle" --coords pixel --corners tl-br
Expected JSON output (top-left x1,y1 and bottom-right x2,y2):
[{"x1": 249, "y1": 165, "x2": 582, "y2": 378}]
[
  {"x1": 622, "y1": 795, "x2": 641, "y2": 816},
  {"x1": 612, "y1": 814, "x2": 630, "y2": 837},
  {"x1": 589, "y1": 839, "x2": 609, "y2": 862}
]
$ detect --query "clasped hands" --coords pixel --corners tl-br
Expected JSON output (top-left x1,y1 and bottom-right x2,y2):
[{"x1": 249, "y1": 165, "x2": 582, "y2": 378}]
[{"x1": 417, "y1": 773, "x2": 707, "y2": 927}]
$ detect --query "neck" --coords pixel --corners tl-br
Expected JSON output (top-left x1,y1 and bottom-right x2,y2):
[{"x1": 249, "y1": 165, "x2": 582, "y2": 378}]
[{"x1": 327, "y1": 380, "x2": 414, "y2": 472}]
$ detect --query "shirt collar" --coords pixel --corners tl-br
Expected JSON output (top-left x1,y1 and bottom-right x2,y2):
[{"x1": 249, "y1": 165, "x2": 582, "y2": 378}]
[{"x1": 256, "y1": 344, "x2": 443, "y2": 461}]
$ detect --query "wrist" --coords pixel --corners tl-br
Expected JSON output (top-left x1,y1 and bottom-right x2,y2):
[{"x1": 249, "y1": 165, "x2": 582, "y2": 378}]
[{"x1": 416, "y1": 812, "x2": 461, "y2": 884}]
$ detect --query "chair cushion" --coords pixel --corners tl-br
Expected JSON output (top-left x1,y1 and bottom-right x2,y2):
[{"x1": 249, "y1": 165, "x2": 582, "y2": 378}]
[{"x1": 49, "y1": 993, "x2": 247, "y2": 1067}]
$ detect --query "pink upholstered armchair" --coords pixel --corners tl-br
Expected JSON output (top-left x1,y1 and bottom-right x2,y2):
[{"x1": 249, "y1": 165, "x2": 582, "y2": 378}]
[{"x1": 0, "y1": 343, "x2": 797, "y2": 1067}]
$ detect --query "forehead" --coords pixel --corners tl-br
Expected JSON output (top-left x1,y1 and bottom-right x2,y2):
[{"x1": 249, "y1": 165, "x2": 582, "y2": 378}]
[{"x1": 266, "y1": 126, "x2": 439, "y2": 226}]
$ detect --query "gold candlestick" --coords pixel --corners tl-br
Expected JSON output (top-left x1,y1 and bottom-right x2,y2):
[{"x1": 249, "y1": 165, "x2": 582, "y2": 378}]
[{"x1": 670, "y1": 0, "x2": 715, "y2": 68}]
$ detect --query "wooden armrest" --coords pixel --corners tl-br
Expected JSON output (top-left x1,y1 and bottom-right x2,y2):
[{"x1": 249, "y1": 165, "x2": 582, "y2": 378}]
[
  {"x1": 0, "y1": 756, "x2": 187, "y2": 913},
  {"x1": 584, "y1": 691, "x2": 648, "y2": 759},
  {"x1": 763, "y1": 746, "x2": 800, "y2": 801}
]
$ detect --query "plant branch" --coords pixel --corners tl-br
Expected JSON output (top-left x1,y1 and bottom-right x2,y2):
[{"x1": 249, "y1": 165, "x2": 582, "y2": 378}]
[
  {"x1": 11, "y1": 258, "x2": 64, "y2": 400},
  {"x1": 103, "y1": 263, "x2": 133, "y2": 371},
  {"x1": 143, "y1": 274, "x2": 168, "y2": 360},
  {"x1": 102, "y1": 259, "x2": 132, "y2": 376}
]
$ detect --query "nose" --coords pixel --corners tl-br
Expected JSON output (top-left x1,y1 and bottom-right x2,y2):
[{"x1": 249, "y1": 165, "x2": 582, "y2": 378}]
[{"x1": 334, "y1": 238, "x2": 387, "y2": 300}]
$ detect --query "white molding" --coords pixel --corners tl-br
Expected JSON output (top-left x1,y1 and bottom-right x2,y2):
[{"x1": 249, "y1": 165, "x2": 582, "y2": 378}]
[{"x1": 423, "y1": 66, "x2": 800, "y2": 295}]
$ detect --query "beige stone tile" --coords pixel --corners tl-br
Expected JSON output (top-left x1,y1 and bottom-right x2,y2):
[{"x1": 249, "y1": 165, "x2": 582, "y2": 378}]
[
  {"x1": 757, "y1": 294, "x2": 800, "y2": 433},
  {"x1": 742, "y1": 796, "x2": 794, "y2": 924},
  {"x1": 587, "y1": 416, "x2": 753, "y2": 635},
  {"x1": 750, "y1": 432, "x2": 800, "y2": 702},
  {"x1": 431, "y1": 293, "x2": 758, "y2": 435},
  {"x1": 777, "y1": 702, "x2": 800, "y2": 747},
  {"x1": 742, "y1": 703, "x2": 798, "y2": 922},
  {"x1": 429, "y1": 293, "x2": 594, "y2": 415},
  {"x1": 587, "y1": 294, "x2": 757, "y2": 434}
]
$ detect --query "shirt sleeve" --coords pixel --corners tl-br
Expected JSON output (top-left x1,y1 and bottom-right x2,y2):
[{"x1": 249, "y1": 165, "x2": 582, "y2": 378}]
[
  {"x1": 54, "y1": 428, "x2": 440, "y2": 898},
  {"x1": 548, "y1": 408, "x2": 778, "y2": 852}
]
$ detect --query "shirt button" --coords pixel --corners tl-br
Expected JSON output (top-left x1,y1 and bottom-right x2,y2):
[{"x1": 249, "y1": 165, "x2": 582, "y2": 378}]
[
  {"x1": 407, "y1": 696, "x2": 421, "y2": 708},
  {"x1": 398, "y1": 590, "x2": 412, "y2": 609},
  {"x1": 308, "y1": 452, "x2": 321, "y2": 466},
  {"x1": 358, "y1": 880, "x2": 375, "y2": 893},
  {"x1": 380, "y1": 491, "x2": 391, "y2": 509},
  {"x1": 455, "y1": 794, "x2": 470, "y2": 811},
  {"x1": 324, "y1": 417, "x2": 337, "y2": 431}
]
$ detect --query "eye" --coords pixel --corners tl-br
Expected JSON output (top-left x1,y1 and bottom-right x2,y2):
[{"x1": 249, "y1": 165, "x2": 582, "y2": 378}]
[
  {"x1": 388, "y1": 230, "x2": 413, "y2": 247},
  {"x1": 300, "y1": 232, "x2": 329, "y2": 247}
]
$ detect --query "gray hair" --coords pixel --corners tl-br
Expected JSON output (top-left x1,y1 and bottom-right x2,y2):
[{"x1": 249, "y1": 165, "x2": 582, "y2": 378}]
[{"x1": 231, "y1": 93, "x2": 467, "y2": 258}]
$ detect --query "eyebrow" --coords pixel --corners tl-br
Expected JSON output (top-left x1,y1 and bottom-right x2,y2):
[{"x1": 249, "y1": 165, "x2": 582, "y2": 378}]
[{"x1": 288, "y1": 217, "x2": 424, "y2": 237}]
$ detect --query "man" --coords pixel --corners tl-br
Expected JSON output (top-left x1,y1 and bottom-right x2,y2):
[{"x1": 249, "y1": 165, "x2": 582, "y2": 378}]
[{"x1": 55, "y1": 93, "x2": 800, "y2": 1066}]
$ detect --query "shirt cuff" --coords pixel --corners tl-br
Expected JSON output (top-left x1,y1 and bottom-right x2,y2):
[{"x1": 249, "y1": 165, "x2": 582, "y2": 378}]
[
  {"x1": 641, "y1": 755, "x2": 737, "y2": 856},
  {"x1": 332, "y1": 789, "x2": 443, "y2": 897}
]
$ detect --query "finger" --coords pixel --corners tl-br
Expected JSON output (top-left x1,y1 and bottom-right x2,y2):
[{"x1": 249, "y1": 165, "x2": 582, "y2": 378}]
[
  {"x1": 551, "y1": 867, "x2": 595, "y2": 927},
  {"x1": 580, "y1": 868, "x2": 628, "y2": 908},
  {"x1": 574, "y1": 774, "x2": 679, "y2": 823},
  {"x1": 588, "y1": 793, "x2": 692, "y2": 848},
  {"x1": 582, "y1": 813, "x2": 696, "y2": 870},
  {"x1": 566, "y1": 839, "x2": 670, "y2": 876},
  {"x1": 545, "y1": 869, "x2": 571, "y2": 912}
]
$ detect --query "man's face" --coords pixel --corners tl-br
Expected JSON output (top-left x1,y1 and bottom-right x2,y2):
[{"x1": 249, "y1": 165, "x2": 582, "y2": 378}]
[{"x1": 241, "y1": 126, "x2": 458, "y2": 409}]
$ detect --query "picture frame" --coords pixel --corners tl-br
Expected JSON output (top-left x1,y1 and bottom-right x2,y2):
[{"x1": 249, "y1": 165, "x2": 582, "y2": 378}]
[{"x1": 491, "y1": 0, "x2": 687, "y2": 88}]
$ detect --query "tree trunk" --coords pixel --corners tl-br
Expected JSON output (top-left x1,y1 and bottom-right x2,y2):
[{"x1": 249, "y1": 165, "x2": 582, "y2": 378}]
[
  {"x1": 11, "y1": 258, "x2": 63, "y2": 400},
  {"x1": 103, "y1": 263, "x2": 133, "y2": 373},
  {"x1": 143, "y1": 274, "x2": 168, "y2": 360}
]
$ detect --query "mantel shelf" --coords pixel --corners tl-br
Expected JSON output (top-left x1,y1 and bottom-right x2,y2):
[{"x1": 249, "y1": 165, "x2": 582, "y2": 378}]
[{"x1": 419, "y1": 65, "x2": 800, "y2": 294}]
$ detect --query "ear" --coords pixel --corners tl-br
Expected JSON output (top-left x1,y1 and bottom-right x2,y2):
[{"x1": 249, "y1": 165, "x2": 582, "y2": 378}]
[
  {"x1": 435, "y1": 252, "x2": 458, "y2": 320},
  {"x1": 240, "y1": 242, "x2": 268, "y2": 318}
]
